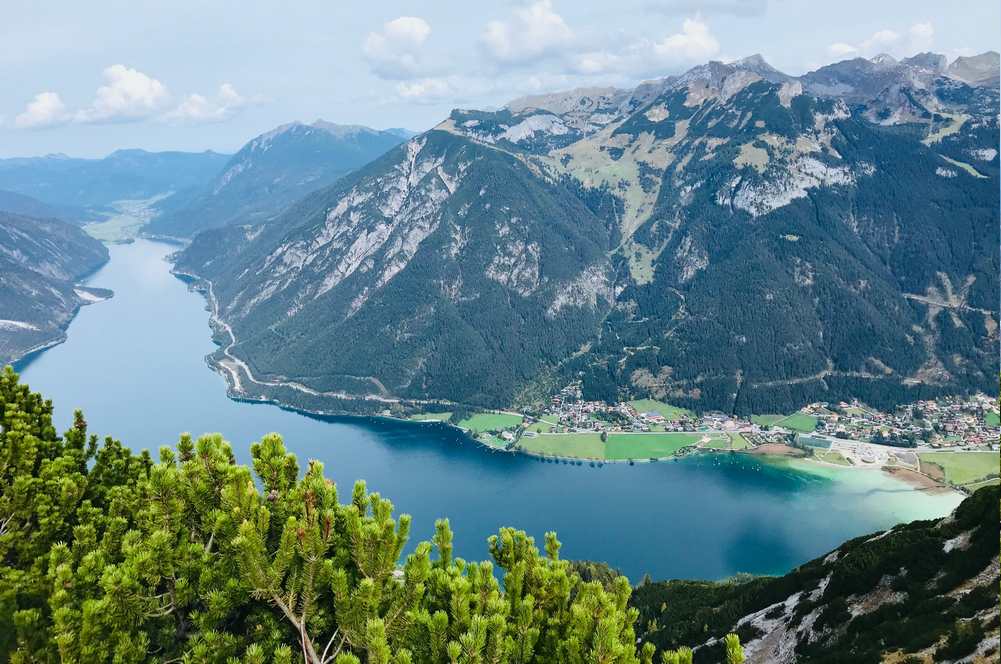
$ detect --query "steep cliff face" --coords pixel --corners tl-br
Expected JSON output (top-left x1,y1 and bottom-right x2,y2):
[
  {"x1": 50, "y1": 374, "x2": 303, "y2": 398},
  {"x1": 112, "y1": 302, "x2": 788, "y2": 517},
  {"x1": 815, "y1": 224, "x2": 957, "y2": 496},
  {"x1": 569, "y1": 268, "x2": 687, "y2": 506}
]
[
  {"x1": 0, "y1": 212, "x2": 110, "y2": 364},
  {"x1": 177, "y1": 131, "x2": 613, "y2": 405},
  {"x1": 177, "y1": 53, "x2": 999, "y2": 413}
]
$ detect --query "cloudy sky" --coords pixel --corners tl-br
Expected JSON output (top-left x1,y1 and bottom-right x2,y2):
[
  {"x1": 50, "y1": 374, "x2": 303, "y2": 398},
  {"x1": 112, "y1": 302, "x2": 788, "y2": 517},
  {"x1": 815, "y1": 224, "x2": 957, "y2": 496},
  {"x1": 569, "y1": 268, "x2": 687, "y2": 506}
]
[{"x1": 3, "y1": 0, "x2": 998, "y2": 157}]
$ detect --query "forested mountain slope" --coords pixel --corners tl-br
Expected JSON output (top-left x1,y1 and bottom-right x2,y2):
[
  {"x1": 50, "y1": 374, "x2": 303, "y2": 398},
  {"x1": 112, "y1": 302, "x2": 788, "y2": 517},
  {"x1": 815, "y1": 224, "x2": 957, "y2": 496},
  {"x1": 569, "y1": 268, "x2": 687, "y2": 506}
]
[
  {"x1": 147, "y1": 121, "x2": 408, "y2": 238},
  {"x1": 0, "y1": 189, "x2": 84, "y2": 222},
  {"x1": 0, "y1": 212, "x2": 109, "y2": 364},
  {"x1": 175, "y1": 130, "x2": 614, "y2": 406},
  {"x1": 629, "y1": 484, "x2": 1000, "y2": 663},
  {"x1": 177, "y1": 51, "x2": 999, "y2": 415}
]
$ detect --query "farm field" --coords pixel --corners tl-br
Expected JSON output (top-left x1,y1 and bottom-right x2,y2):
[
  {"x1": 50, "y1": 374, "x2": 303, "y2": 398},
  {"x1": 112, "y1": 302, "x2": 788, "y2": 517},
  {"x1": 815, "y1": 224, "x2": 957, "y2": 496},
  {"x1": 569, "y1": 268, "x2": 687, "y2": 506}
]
[
  {"x1": 627, "y1": 399, "x2": 693, "y2": 421},
  {"x1": 985, "y1": 411, "x2": 1000, "y2": 427},
  {"x1": 919, "y1": 452, "x2": 999, "y2": 486},
  {"x1": 518, "y1": 431, "x2": 722, "y2": 460},
  {"x1": 457, "y1": 412, "x2": 523, "y2": 432},
  {"x1": 752, "y1": 413, "x2": 818, "y2": 433},
  {"x1": 729, "y1": 433, "x2": 753, "y2": 450},
  {"x1": 525, "y1": 421, "x2": 556, "y2": 433},
  {"x1": 409, "y1": 412, "x2": 452, "y2": 422},
  {"x1": 520, "y1": 433, "x2": 606, "y2": 458},
  {"x1": 605, "y1": 433, "x2": 712, "y2": 459}
]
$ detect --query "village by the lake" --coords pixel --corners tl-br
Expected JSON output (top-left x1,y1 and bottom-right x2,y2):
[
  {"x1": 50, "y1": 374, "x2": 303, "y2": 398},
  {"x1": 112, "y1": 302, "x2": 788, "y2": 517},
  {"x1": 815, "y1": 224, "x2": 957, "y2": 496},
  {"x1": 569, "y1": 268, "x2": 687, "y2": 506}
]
[{"x1": 403, "y1": 383, "x2": 1000, "y2": 494}]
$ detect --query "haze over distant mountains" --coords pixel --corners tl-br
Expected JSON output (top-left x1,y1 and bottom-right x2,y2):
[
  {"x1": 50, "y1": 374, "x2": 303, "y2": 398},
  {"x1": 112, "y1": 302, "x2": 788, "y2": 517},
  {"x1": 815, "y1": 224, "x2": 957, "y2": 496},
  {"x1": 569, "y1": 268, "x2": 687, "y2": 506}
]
[
  {"x1": 0, "y1": 150, "x2": 229, "y2": 217},
  {"x1": 172, "y1": 50, "x2": 999, "y2": 415},
  {"x1": 147, "y1": 121, "x2": 412, "y2": 238}
]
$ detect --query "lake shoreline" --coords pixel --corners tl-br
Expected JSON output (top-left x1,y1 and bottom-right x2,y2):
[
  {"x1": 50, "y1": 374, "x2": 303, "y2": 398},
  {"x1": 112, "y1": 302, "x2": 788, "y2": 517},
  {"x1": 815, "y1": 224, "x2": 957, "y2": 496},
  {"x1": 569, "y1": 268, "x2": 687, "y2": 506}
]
[
  {"x1": 8, "y1": 276, "x2": 113, "y2": 371},
  {"x1": 164, "y1": 253, "x2": 969, "y2": 502},
  {"x1": 18, "y1": 238, "x2": 971, "y2": 582}
]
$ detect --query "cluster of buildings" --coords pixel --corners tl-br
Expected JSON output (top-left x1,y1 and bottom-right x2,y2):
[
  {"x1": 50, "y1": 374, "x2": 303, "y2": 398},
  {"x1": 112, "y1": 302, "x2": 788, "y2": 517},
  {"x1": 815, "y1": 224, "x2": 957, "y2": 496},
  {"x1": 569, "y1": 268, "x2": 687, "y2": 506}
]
[
  {"x1": 806, "y1": 394, "x2": 999, "y2": 449},
  {"x1": 535, "y1": 383, "x2": 998, "y2": 451},
  {"x1": 537, "y1": 383, "x2": 786, "y2": 443}
]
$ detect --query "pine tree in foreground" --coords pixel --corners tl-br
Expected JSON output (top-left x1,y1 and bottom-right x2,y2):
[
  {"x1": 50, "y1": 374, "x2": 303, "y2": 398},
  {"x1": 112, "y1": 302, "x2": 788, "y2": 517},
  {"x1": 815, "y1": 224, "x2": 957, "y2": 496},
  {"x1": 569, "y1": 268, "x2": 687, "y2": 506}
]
[{"x1": 0, "y1": 367, "x2": 741, "y2": 663}]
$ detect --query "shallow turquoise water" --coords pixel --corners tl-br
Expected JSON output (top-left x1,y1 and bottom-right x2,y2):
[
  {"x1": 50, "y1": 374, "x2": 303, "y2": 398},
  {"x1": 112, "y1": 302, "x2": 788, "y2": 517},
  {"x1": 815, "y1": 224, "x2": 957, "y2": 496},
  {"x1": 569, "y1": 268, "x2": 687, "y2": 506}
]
[{"x1": 17, "y1": 239, "x2": 964, "y2": 581}]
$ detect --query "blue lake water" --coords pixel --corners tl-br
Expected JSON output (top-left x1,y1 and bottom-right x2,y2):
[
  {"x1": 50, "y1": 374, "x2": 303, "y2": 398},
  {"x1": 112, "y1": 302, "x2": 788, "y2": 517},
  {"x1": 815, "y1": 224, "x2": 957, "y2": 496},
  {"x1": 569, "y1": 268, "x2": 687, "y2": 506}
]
[{"x1": 16, "y1": 239, "x2": 964, "y2": 581}]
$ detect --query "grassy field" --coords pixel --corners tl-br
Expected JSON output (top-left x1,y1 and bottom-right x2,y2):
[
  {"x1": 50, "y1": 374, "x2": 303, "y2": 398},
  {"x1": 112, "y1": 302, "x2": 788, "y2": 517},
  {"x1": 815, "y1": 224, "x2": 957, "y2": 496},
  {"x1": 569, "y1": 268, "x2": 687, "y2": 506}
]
[
  {"x1": 519, "y1": 431, "x2": 719, "y2": 460},
  {"x1": 457, "y1": 412, "x2": 523, "y2": 433},
  {"x1": 729, "y1": 433, "x2": 753, "y2": 450},
  {"x1": 525, "y1": 421, "x2": 556, "y2": 433},
  {"x1": 985, "y1": 411, "x2": 1000, "y2": 427},
  {"x1": 627, "y1": 399, "x2": 693, "y2": 421},
  {"x1": 83, "y1": 195, "x2": 167, "y2": 242},
  {"x1": 605, "y1": 433, "x2": 710, "y2": 459},
  {"x1": 752, "y1": 413, "x2": 818, "y2": 433},
  {"x1": 476, "y1": 434, "x2": 510, "y2": 450},
  {"x1": 520, "y1": 433, "x2": 606, "y2": 458},
  {"x1": 919, "y1": 452, "x2": 999, "y2": 486},
  {"x1": 409, "y1": 412, "x2": 452, "y2": 422},
  {"x1": 815, "y1": 450, "x2": 852, "y2": 466}
]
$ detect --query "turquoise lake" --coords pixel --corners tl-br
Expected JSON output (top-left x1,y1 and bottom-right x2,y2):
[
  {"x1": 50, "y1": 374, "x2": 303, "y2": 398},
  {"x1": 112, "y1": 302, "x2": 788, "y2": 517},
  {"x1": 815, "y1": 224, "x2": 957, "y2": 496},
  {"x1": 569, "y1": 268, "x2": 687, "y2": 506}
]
[{"x1": 17, "y1": 239, "x2": 964, "y2": 581}]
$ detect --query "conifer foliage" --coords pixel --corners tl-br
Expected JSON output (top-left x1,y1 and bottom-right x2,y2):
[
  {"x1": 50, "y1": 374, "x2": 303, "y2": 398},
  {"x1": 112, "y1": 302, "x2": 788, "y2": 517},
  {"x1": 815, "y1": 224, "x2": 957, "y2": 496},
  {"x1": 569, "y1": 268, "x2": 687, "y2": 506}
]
[{"x1": 1, "y1": 366, "x2": 701, "y2": 663}]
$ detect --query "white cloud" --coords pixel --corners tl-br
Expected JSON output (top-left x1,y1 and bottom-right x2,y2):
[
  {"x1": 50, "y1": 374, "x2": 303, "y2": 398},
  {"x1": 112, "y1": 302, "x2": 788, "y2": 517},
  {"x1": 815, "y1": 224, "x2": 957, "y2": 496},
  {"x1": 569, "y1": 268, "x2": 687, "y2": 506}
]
[
  {"x1": 481, "y1": 0, "x2": 574, "y2": 64},
  {"x1": 14, "y1": 91, "x2": 69, "y2": 129},
  {"x1": 576, "y1": 16, "x2": 721, "y2": 78},
  {"x1": 652, "y1": 0, "x2": 766, "y2": 17},
  {"x1": 828, "y1": 42, "x2": 858, "y2": 58},
  {"x1": 908, "y1": 22, "x2": 935, "y2": 50},
  {"x1": 650, "y1": 15, "x2": 720, "y2": 63},
  {"x1": 827, "y1": 22, "x2": 937, "y2": 62},
  {"x1": 395, "y1": 77, "x2": 454, "y2": 102},
  {"x1": 363, "y1": 16, "x2": 432, "y2": 79},
  {"x1": 572, "y1": 50, "x2": 624, "y2": 75},
  {"x1": 860, "y1": 29, "x2": 900, "y2": 54},
  {"x1": 163, "y1": 83, "x2": 257, "y2": 124},
  {"x1": 74, "y1": 64, "x2": 171, "y2": 123},
  {"x1": 14, "y1": 67, "x2": 260, "y2": 130}
]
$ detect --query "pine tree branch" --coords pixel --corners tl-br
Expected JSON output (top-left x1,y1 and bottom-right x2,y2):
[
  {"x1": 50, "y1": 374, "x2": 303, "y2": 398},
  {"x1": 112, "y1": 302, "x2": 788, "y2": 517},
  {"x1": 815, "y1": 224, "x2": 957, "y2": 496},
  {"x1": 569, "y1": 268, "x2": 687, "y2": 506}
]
[
  {"x1": 0, "y1": 514, "x2": 12, "y2": 537},
  {"x1": 319, "y1": 628, "x2": 345, "y2": 664}
]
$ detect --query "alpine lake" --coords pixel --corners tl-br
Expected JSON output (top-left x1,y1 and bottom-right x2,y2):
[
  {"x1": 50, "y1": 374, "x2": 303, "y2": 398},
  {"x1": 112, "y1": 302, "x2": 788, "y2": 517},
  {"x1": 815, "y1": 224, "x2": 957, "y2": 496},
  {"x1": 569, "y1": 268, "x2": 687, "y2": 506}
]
[{"x1": 17, "y1": 239, "x2": 964, "y2": 582}]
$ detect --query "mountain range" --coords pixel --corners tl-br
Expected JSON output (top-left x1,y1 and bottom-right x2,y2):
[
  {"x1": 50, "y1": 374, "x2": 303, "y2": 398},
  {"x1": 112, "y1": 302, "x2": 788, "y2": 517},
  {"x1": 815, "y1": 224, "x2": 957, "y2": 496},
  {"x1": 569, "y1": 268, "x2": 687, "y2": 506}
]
[
  {"x1": 174, "y1": 51, "x2": 1000, "y2": 416},
  {"x1": 147, "y1": 121, "x2": 411, "y2": 238},
  {"x1": 0, "y1": 149, "x2": 230, "y2": 217}
]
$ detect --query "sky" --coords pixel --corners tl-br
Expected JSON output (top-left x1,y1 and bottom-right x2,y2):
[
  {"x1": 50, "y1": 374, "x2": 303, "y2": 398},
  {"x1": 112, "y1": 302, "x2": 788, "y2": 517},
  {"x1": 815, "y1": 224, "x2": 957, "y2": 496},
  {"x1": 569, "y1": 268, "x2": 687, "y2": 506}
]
[{"x1": 3, "y1": 0, "x2": 998, "y2": 158}]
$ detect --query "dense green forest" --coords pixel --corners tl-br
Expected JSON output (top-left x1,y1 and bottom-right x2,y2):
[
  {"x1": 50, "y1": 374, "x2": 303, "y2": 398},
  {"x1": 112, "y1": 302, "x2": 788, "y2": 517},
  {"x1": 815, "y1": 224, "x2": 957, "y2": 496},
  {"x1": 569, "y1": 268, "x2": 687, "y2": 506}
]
[
  {"x1": 176, "y1": 63, "x2": 1000, "y2": 418},
  {"x1": 0, "y1": 367, "x2": 743, "y2": 663}
]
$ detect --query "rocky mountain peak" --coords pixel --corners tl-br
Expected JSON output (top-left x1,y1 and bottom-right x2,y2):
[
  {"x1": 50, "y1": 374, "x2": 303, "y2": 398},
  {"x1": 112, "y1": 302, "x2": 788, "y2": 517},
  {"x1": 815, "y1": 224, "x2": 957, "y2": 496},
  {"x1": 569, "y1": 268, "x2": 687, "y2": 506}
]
[
  {"x1": 733, "y1": 53, "x2": 793, "y2": 83},
  {"x1": 506, "y1": 86, "x2": 626, "y2": 115},
  {"x1": 901, "y1": 51, "x2": 948, "y2": 73},
  {"x1": 870, "y1": 53, "x2": 898, "y2": 67},
  {"x1": 947, "y1": 51, "x2": 1001, "y2": 87}
]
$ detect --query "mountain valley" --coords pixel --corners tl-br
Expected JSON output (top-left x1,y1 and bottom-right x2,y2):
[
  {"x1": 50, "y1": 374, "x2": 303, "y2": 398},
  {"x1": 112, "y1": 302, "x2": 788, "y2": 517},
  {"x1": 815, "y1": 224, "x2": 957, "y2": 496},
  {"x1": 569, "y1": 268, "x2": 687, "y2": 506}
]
[{"x1": 148, "y1": 121, "x2": 411, "y2": 238}]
